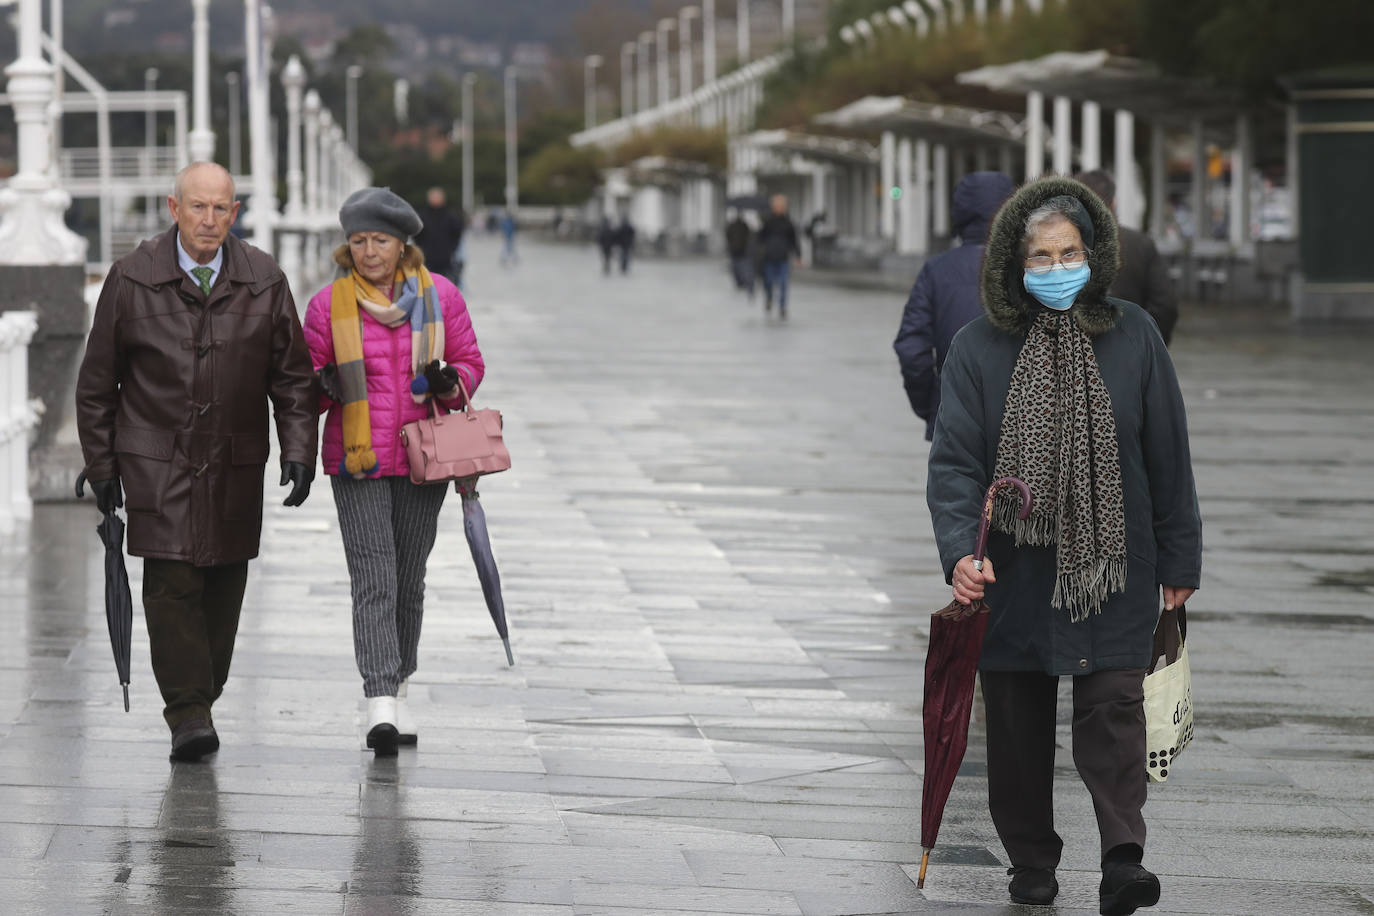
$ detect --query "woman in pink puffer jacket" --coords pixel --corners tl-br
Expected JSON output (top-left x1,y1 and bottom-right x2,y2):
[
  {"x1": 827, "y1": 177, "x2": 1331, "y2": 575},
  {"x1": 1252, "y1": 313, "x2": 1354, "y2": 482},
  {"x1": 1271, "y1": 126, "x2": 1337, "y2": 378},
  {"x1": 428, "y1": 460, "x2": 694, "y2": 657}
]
[{"x1": 302, "y1": 188, "x2": 484, "y2": 756}]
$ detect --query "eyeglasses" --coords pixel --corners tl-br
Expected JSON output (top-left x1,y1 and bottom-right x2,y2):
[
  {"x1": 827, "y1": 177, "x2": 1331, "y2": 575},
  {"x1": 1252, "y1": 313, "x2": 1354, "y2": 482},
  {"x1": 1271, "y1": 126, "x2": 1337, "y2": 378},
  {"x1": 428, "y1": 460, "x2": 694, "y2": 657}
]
[{"x1": 1024, "y1": 249, "x2": 1092, "y2": 274}]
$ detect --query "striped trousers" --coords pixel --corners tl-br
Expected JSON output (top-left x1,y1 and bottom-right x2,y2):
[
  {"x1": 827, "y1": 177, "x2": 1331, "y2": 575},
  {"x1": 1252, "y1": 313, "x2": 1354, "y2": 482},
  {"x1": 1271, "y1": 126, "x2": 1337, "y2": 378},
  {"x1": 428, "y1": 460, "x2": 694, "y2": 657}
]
[{"x1": 331, "y1": 475, "x2": 448, "y2": 697}]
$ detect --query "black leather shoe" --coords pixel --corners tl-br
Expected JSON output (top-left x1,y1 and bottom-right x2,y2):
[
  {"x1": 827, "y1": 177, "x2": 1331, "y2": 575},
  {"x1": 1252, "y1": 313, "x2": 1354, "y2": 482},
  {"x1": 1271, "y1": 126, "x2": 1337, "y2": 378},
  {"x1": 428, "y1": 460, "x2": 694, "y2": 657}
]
[
  {"x1": 1007, "y1": 867, "x2": 1058, "y2": 906},
  {"x1": 1099, "y1": 862, "x2": 1161, "y2": 916},
  {"x1": 169, "y1": 719, "x2": 219, "y2": 762}
]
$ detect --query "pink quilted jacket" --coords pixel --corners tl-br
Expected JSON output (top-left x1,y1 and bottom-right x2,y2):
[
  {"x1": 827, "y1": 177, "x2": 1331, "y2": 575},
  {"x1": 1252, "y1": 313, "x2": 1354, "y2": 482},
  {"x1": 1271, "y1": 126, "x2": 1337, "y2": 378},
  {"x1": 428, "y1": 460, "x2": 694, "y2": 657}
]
[{"x1": 302, "y1": 273, "x2": 485, "y2": 477}]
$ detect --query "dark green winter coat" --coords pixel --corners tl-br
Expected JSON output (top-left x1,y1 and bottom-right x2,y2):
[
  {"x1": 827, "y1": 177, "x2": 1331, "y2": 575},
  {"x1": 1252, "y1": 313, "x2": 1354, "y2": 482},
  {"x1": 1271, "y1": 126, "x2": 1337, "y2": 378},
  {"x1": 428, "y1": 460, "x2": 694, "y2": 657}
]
[{"x1": 926, "y1": 176, "x2": 1202, "y2": 675}]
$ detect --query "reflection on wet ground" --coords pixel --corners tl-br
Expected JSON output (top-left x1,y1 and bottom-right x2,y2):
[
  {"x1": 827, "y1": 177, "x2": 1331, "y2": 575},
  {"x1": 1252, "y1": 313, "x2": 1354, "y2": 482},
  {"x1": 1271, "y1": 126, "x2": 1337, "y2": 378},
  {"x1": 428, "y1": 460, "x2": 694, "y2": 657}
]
[{"x1": 2, "y1": 240, "x2": 1372, "y2": 913}]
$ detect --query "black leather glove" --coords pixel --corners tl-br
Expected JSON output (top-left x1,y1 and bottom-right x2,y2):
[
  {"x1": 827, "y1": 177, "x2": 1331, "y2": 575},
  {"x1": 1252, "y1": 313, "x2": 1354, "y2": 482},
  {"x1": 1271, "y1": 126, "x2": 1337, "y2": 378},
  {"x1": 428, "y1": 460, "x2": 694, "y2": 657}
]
[
  {"x1": 280, "y1": 461, "x2": 314, "y2": 507},
  {"x1": 76, "y1": 471, "x2": 124, "y2": 513},
  {"x1": 422, "y1": 359, "x2": 461, "y2": 397},
  {"x1": 317, "y1": 363, "x2": 344, "y2": 403}
]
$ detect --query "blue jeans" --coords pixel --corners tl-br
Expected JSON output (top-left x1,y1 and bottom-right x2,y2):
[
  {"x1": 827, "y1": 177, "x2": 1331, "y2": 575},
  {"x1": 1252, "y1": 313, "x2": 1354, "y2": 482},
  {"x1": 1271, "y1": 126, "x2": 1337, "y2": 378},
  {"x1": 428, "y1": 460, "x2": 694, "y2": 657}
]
[{"x1": 761, "y1": 260, "x2": 790, "y2": 310}]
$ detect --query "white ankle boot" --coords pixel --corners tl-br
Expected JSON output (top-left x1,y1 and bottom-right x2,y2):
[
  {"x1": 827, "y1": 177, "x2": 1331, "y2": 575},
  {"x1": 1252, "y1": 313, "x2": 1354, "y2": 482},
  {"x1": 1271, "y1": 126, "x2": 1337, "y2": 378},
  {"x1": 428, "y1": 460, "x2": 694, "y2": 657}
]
[
  {"x1": 395, "y1": 679, "x2": 418, "y2": 746},
  {"x1": 366, "y1": 696, "x2": 398, "y2": 756}
]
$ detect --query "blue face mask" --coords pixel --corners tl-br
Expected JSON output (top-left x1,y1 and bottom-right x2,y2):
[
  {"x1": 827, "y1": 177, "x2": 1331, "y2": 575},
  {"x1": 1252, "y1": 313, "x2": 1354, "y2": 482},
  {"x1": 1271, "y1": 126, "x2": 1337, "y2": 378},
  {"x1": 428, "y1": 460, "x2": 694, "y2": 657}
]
[{"x1": 1023, "y1": 263, "x2": 1091, "y2": 311}]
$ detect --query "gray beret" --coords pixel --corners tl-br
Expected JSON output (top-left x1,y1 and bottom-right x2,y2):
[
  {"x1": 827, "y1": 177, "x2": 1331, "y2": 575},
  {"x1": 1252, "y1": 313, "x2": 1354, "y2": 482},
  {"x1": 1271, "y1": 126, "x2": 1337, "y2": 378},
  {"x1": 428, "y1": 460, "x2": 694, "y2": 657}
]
[{"x1": 339, "y1": 187, "x2": 423, "y2": 241}]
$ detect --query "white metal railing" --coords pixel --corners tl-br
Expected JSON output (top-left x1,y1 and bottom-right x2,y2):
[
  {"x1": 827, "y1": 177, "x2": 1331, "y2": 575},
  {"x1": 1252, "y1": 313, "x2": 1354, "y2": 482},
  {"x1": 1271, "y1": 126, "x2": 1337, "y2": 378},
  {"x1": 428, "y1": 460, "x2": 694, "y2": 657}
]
[
  {"x1": 59, "y1": 146, "x2": 181, "y2": 182},
  {"x1": 0, "y1": 312, "x2": 41, "y2": 533}
]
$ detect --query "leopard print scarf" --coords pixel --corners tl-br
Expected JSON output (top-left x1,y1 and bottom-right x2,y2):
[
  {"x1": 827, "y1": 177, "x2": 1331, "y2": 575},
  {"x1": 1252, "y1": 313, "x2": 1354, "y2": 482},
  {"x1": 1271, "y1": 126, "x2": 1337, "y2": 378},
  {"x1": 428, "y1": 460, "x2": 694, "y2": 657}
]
[{"x1": 991, "y1": 311, "x2": 1127, "y2": 621}]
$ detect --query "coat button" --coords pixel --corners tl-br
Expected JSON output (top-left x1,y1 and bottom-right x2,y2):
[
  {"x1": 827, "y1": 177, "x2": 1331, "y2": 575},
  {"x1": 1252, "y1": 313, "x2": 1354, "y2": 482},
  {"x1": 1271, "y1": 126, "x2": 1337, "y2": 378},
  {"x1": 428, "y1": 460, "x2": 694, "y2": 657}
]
[{"x1": 1078, "y1": 658, "x2": 1089, "y2": 669}]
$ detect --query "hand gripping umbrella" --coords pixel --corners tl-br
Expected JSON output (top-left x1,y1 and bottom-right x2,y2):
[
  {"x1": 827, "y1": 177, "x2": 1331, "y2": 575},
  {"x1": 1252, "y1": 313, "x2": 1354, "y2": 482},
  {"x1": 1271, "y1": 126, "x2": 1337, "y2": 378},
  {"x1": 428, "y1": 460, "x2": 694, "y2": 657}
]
[
  {"x1": 917, "y1": 476, "x2": 1032, "y2": 889},
  {"x1": 458, "y1": 482, "x2": 514, "y2": 666}
]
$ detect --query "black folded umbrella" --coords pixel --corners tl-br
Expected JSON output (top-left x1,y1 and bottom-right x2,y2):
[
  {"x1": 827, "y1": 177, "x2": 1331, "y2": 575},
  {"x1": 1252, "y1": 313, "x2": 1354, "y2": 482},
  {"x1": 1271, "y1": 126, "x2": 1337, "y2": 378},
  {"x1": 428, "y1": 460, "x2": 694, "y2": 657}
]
[
  {"x1": 96, "y1": 507, "x2": 134, "y2": 712},
  {"x1": 459, "y1": 487, "x2": 513, "y2": 666}
]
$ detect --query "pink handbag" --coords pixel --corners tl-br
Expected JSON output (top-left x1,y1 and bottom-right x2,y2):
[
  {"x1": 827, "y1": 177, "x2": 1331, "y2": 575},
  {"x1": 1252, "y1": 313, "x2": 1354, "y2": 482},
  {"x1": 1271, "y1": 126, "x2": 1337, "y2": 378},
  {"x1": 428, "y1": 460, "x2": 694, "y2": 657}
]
[{"x1": 398, "y1": 376, "x2": 510, "y2": 485}]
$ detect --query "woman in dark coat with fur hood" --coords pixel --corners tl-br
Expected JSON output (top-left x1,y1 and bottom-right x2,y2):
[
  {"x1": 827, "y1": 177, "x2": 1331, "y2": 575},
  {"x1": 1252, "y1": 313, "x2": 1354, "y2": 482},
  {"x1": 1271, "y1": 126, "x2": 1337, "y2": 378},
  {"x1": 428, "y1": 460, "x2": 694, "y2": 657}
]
[{"x1": 927, "y1": 176, "x2": 1201, "y2": 915}]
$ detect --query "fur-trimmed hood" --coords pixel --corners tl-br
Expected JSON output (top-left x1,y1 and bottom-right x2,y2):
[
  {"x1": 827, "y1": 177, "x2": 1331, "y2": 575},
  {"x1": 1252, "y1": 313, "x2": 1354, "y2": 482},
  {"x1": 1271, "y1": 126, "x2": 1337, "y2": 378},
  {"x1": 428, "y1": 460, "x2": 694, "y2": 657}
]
[{"x1": 980, "y1": 176, "x2": 1121, "y2": 337}]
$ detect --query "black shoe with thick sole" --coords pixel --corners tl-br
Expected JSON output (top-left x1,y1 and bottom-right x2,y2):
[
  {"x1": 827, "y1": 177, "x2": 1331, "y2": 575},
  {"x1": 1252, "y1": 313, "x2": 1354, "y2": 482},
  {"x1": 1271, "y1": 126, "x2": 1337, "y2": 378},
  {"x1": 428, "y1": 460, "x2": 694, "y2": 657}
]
[
  {"x1": 367, "y1": 723, "x2": 399, "y2": 757},
  {"x1": 169, "y1": 720, "x2": 220, "y2": 762},
  {"x1": 1099, "y1": 862, "x2": 1161, "y2": 916},
  {"x1": 1007, "y1": 867, "x2": 1059, "y2": 906}
]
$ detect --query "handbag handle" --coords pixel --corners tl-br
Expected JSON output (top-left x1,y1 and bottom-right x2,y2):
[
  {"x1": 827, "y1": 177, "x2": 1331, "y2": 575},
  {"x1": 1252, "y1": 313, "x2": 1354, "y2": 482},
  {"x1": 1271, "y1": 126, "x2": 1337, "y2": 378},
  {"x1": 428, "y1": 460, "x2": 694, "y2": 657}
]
[
  {"x1": 427, "y1": 371, "x2": 479, "y2": 425},
  {"x1": 1147, "y1": 602, "x2": 1188, "y2": 674}
]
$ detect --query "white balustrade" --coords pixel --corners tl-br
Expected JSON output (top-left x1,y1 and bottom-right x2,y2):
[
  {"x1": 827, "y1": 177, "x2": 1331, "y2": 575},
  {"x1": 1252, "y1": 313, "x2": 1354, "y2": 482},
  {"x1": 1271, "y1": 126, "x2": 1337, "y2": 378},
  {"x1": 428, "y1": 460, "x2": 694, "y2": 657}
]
[{"x1": 0, "y1": 312, "x2": 41, "y2": 533}]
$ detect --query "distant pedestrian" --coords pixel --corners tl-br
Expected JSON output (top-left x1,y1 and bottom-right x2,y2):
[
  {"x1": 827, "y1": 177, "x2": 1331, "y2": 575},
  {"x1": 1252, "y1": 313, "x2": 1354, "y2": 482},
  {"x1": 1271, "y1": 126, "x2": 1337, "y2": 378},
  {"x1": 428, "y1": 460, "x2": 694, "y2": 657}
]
[
  {"x1": 893, "y1": 171, "x2": 1015, "y2": 440},
  {"x1": 724, "y1": 208, "x2": 755, "y2": 296},
  {"x1": 596, "y1": 216, "x2": 616, "y2": 275},
  {"x1": 302, "y1": 188, "x2": 486, "y2": 757},
  {"x1": 756, "y1": 194, "x2": 801, "y2": 317},
  {"x1": 75, "y1": 162, "x2": 318, "y2": 763},
  {"x1": 927, "y1": 177, "x2": 1201, "y2": 915},
  {"x1": 414, "y1": 186, "x2": 466, "y2": 287},
  {"x1": 614, "y1": 214, "x2": 636, "y2": 274},
  {"x1": 499, "y1": 210, "x2": 519, "y2": 267},
  {"x1": 1074, "y1": 170, "x2": 1179, "y2": 344}
]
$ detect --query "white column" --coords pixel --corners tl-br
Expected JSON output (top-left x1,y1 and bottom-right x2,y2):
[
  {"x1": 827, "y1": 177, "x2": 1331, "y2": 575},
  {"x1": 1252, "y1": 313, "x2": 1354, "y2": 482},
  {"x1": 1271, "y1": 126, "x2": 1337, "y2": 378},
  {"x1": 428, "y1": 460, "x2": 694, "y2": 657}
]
[
  {"x1": 0, "y1": 0, "x2": 86, "y2": 265},
  {"x1": 144, "y1": 67, "x2": 159, "y2": 232},
  {"x1": 896, "y1": 136, "x2": 913, "y2": 253},
  {"x1": 1025, "y1": 91, "x2": 1044, "y2": 179},
  {"x1": 456, "y1": 74, "x2": 473, "y2": 214},
  {"x1": 1081, "y1": 100, "x2": 1101, "y2": 171},
  {"x1": 1286, "y1": 103, "x2": 1299, "y2": 239},
  {"x1": 782, "y1": 0, "x2": 795, "y2": 40},
  {"x1": 703, "y1": 0, "x2": 717, "y2": 84},
  {"x1": 973, "y1": 0, "x2": 989, "y2": 23},
  {"x1": 244, "y1": 0, "x2": 277, "y2": 251},
  {"x1": 584, "y1": 55, "x2": 603, "y2": 130},
  {"x1": 880, "y1": 131, "x2": 896, "y2": 240},
  {"x1": 1052, "y1": 95, "x2": 1072, "y2": 175},
  {"x1": 679, "y1": 7, "x2": 698, "y2": 97},
  {"x1": 345, "y1": 64, "x2": 361, "y2": 151},
  {"x1": 188, "y1": 0, "x2": 215, "y2": 161},
  {"x1": 227, "y1": 72, "x2": 242, "y2": 175},
  {"x1": 279, "y1": 55, "x2": 305, "y2": 293},
  {"x1": 620, "y1": 43, "x2": 635, "y2": 119},
  {"x1": 1114, "y1": 108, "x2": 1139, "y2": 229},
  {"x1": 1001, "y1": 0, "x2": 1014, "y2": 18},
  {"x1": 638, "y1": 32, "x2": 653, "y2": 114},
  {"x1": 504, "y1": 65, "x2": 518, "y2": 210},
  {"x1": 1149, "y1": 121, "x2": 1166, "y2": 238},
  {"x1": 737, "y1": 0, "x2": 751, "y2": 64},
  {"x1": 1229, "y1": 112, "x2": 1251, "y2": 248},
  {"x1": 914, "y1": 138, "x2": 931, "y2": 254},
  {"x1": 657, "y1": 19, "x2": 674, "y2": 106},
  {"x1": 303, "y1": 89, "x2": 321, "y2": 284},
  {"x1": 0, "y1": 313, "x2": 38, "y2": 528},
  {"x1": 933, "y1": 144, "x2": 950, "y2": 237}
]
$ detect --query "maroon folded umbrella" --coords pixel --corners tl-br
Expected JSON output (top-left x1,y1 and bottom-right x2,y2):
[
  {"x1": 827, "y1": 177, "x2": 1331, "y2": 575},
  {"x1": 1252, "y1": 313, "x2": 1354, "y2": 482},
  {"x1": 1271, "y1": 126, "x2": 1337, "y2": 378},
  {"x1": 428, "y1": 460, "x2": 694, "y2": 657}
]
[{"x1": 917, "y1": 476, "x2": 1032, "y2": 889}]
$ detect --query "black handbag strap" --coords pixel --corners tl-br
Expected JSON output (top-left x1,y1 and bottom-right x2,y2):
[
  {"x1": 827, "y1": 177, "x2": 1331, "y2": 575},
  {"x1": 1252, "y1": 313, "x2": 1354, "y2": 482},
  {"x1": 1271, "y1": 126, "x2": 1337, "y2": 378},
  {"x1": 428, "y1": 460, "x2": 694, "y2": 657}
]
[{"x1": 1147, "y1": 603, "x2": 1187, "y2": 675}]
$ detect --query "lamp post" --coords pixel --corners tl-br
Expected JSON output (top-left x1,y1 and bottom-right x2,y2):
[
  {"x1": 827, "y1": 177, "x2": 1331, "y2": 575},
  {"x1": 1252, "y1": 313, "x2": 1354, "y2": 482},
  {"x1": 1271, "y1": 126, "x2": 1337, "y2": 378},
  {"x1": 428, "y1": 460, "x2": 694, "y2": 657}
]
[
  {"x1": 656, "y1": 18, "x2": 674, "y2": 107},
  {"x1": 462, "y1": 72, "x2": 476, "y2": 214},
  {"x1": 737, "y1": 0, "x2": 750, "y2": 64},
  {"x1": 188, "y1": 0, "x2": 215, "y2": 161},
  {"x1": 303, "y1": 88, "x2": 320, "y2": 283},
  {"x1": 637, "y1": 31, "x2": 652, "y2": 114},
  {"x1": 620, "y1": 42, "x2": 635, "y2": 119},
  {"x1": 226, "y1": 72, "x2": 241, "y2": 175},
  {"x1": 144, "y1": 67, "x2": 159, "y2": 230},
  {"x1": 279, "y1": 55, "x2": 305, "y2": 293},
  {"x1": 394, "y1": 78, "x2": 409, "y2": 127},
  {"x1": 504, "y1": 65, "x2": 517, "y2": 211},
  {"x1": 345, "y1": 64, "x2": 362, "y2": 150},
  {"x1": 584, "y1": 54, "x2": 603, "y2": 131},
  {"x1": 702, "y1": 0, "x2": 716, "y2": 84},
  {"x1": 244, "y1": 0, "x2": 277, "y2": 251},
  {"x1": 679, "y1": 7, "x2": 698, "y2": 97}
]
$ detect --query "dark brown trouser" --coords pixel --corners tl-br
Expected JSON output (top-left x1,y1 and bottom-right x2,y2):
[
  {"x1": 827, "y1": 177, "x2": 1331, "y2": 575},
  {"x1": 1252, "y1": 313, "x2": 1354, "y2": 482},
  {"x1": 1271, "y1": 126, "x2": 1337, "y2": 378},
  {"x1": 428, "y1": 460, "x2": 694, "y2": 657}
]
[
  {"x1": 981, "y1": 667, "x2": 1148, "y2": 870},
  {"x1": 142, "y1": 558, "x2": 249, "y2": 730}
]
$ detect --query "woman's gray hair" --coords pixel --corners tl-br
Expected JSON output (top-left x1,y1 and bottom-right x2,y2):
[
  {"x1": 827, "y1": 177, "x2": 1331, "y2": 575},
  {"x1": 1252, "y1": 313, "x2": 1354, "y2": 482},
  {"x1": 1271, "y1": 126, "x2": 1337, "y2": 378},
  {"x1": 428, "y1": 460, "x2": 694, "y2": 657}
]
[{"x1": 1021, "y1": 194, "x2": 1095, "y2": 256}]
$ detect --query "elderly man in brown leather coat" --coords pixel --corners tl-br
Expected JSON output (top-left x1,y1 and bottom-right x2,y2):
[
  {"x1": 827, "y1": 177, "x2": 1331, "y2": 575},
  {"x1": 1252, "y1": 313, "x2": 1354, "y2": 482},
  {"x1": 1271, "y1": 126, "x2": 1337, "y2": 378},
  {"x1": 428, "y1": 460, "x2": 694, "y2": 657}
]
[{"x1": 75, "y1": 161, "x2": 318, "y2": 762}]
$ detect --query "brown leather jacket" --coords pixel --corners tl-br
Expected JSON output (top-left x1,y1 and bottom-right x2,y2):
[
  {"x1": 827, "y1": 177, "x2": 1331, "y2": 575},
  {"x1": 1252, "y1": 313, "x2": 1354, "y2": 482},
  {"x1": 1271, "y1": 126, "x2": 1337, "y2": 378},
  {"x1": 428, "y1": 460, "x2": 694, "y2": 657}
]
[{"x1": 76, "y1": 229, "x2": 318, "y2": 565}]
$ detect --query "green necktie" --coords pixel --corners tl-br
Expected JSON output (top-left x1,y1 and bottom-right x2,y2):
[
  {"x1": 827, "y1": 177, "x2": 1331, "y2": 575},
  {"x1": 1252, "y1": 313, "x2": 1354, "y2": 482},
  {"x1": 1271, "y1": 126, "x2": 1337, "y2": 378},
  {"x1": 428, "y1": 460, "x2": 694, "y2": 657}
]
[{"x1": 191, "y1": 266, "x2": 213, "y2": 296}]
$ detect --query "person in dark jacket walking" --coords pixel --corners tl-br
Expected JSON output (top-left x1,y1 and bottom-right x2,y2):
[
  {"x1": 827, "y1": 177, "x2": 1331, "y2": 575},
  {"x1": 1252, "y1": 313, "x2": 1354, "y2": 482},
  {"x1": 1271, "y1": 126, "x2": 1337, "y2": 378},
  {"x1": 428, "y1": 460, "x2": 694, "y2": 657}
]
[
  {"x1": 413, "y1": 187, "x2": 466, "y2": 287},
  {"x1": 724, "y1": 208, "x2": 755, "y2": 296},
  {"x1": 596, "y1": 216, "x2": 617, "y2": 275},
  {"x1": 927, "y1": 176, "x2": 1201, "y2": 915},
  {"x1": 756, "y1": 194, "x2": 801, "y2": 316},
  {"x1": 893, "y1": 171, "x2": 1015, "y2": 440},
  {"x1": 1074, "y1": 170, "x2": 1179, "y2": 344},
  {"x1": 75, "y1": 162, "x2": 318, "y2": 762},
  {"x1": 613, "y1": 214, "x2": 636, "y2": 274}
]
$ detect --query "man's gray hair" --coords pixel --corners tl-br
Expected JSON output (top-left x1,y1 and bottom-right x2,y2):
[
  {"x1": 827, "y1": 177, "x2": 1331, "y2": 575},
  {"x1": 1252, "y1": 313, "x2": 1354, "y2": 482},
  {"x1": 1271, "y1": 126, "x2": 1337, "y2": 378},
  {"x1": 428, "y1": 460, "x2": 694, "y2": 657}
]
[
  {"x1": 1021, "y1": 194, "x2": 1094, "y2": 256},
  {"x1": 172, "y1": 162, "x2": 236, "y2": 201}
]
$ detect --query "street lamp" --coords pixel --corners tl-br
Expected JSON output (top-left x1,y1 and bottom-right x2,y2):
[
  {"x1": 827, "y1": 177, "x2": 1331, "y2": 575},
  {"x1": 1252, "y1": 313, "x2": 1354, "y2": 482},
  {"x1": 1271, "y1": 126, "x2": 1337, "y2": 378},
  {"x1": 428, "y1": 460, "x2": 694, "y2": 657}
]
[
  {"x1": 345, "y1": 64, "x2": 362, "y2": 150},
  {"x1": 144, "y1": 67, "x2": 158, "y2": 230},
  {"x1": 504, "y1": 65, "x2": 517, "y2": 211},
  {"x1": 226, "y1": 71, "x2": 241, "y2": 175},
  {"x1": 189, "y1": 0, "x2": 215, "y2": 162},
  {"x1": 637, "y1": 31, "x2": 652, "y2": 115},
  {"x1": 620, "y1": 42, "x2": 635, "y2": 119},
  {"x1": 584, "y1": 54, "x2": 603, "y2": 131},
  {"x1": 461, "y1": 72, "x2": 476, "y2": 214},
  {"x1": 679, "y1": 7, "x2": 699, "y2": 97}
]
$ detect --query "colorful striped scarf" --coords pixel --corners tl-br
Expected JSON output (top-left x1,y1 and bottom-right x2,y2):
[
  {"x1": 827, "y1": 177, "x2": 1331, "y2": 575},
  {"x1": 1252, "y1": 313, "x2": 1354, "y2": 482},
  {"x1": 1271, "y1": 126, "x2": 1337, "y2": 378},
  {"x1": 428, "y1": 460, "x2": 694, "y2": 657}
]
[{"x1": 328, "y1": 264, "x2": 445, "y2": 478}]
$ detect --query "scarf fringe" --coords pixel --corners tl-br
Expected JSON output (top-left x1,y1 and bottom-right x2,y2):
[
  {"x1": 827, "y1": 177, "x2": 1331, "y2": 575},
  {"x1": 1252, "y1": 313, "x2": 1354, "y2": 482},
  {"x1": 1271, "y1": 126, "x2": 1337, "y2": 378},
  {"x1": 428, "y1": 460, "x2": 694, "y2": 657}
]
[{"x1": 1051, "y1": 557, "x2": 1128, "y2": 622}]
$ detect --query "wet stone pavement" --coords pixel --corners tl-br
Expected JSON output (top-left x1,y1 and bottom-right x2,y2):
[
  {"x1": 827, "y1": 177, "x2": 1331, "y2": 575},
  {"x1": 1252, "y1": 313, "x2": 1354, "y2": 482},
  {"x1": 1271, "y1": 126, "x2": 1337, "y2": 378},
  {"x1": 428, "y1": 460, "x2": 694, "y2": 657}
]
[{"x1": 2, "y1": 237, "x2": 1373, "y2": 915}]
